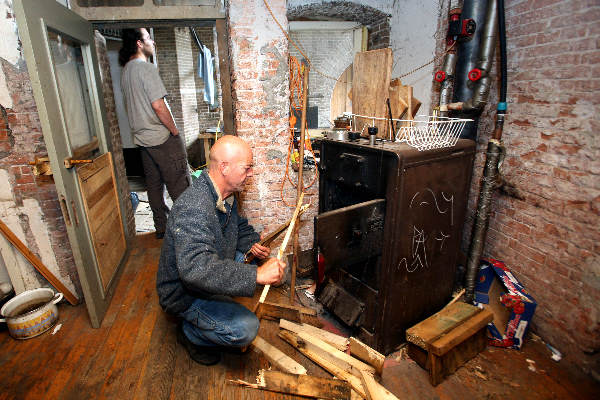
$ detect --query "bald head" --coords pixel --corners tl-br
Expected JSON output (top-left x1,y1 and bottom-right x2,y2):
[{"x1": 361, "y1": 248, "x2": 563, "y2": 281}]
[
  {"x1": 209, "y1": 135, "x2": 251, "y2": 171},
  {"x1": 208, "y1": 135, "x2": 254, "y2": 198}
]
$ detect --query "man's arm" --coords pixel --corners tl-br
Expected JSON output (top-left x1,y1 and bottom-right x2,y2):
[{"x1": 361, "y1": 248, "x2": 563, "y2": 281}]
[{"x1": 151, "y1": 98, "x2": 178, "y2": 135}]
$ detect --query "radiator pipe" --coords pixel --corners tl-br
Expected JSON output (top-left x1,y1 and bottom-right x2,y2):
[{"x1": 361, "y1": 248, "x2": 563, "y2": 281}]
[
  {"x1": 450, "y1": 0, "x2": 498, "y2": 139},
  {"x1": 465, "y1": 0, "x2": 507, "y2": 303}
]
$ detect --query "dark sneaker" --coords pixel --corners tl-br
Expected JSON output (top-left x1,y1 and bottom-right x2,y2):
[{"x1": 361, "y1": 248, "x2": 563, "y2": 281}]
[
  {"x1": 176, "y1": 323, "x2": 221, "y2": 365},
  {"x1": 155, "y1": 231, "x2": 165, "y2": 240}
]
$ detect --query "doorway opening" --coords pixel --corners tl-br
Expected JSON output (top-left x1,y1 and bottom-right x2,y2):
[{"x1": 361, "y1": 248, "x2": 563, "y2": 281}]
[{"x1": 96, "y1": 23, "x2": 223, "y2": 234}]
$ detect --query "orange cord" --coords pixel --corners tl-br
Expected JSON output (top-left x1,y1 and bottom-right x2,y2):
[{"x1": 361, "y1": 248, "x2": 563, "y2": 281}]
[{"x1": 280, "y1": 56, "x2": 319, "y2": 207}]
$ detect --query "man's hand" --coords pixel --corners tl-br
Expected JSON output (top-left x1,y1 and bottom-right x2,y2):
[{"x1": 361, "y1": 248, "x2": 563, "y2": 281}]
[
  {"x1": 249, "y1": 242, "x2": 270, "y2": 260},
  {"x1": 256, "y1": 258, "x2": 287, "y2": 285}
]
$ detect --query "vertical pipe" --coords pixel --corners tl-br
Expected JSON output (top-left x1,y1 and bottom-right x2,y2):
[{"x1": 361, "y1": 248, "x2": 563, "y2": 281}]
[
  {"x1": 452, "y1": 0, "x2": 490, "y2": 139},
  {"x1": 291, "y1": 65, "x2": 309, "y2": 304},
  {"x1": 465, "y1": 0, "x2": 508, "y2": 303}
]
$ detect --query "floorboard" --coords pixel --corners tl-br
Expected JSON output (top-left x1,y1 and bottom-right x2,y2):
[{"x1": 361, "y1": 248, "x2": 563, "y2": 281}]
[{"x1": 0, "y1": 233, "x2": 598, "y2": 400}]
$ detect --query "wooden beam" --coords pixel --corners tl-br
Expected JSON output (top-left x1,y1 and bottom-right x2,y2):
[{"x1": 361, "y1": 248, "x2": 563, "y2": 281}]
[
  {"x1": 280, "y1": 319, "x2": 349, "y2": 352},
  {"x1": 251, "y1": 335, "x2": 307, "y2": 375},
  {"x1": 216, "y1": 19, "x2": 234, "y2": 135},
  {"x1": 256, "y1": 369, "x2": 351, "y2": 400},
  {"x1": 349, "y1": 337, "x2": 385, "y2": 375},
  {"x1": 279, "y1": 330, "x2": 367, "y2": 398},
  {"x1": 292, "y1": 65, "x2": 310, "y2": 305},
  {"x1": 280, "y1": 329, "x2": 374, "y2": 378},
  {"x1": 359, "y1": 369, "x2": 399, "y2": 400},
  {"x1": 257, "y1": 301, "x2": 316, "y2": 323},
  {"x1": 0, "y1": 219, "x2": 78, "y2": 305}
]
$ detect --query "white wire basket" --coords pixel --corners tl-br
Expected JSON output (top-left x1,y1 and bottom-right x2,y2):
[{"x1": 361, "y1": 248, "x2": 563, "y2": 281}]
[{"x1": 395, "y1": 115, "x2": 472, "y2": 151}]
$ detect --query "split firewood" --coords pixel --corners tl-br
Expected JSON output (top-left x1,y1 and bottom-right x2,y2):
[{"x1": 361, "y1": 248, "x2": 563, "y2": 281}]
[
  {"x1": 254, "y1": 369, "x2": 352, "y2": 400},
  {"x1": 251, "y1": 335, "x2": 307, "y2": 375},
  {"x1": 349, "y1": 337, "x2": 385, "y2": 376},
  {"x1": 279, "y1": 330, "x2": 367, "y2": 398},
  {"x1": 280, "y1": 319, "x2": 349, "y2": 352},
  {"x1": 358, "y1": 369, "x2": 399, "y2": 400},
  {"x1": 279, "y1": 329, "x2": 375, "y2": 379}
]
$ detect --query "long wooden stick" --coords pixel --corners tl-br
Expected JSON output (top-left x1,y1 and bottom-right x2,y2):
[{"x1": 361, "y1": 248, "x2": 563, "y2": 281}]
[
  {"x1": 254, "y1": 193, "x2": 304, "y2": 311},
  {"x1": 244, "y1": 207, "x2": 307, "y2": 264},
  {"x1": 292, "y1": 65, "x2": 310, "y2": 305},
  {"x1": 0, "y1": 219, "x2": 78, "y2": 305}
]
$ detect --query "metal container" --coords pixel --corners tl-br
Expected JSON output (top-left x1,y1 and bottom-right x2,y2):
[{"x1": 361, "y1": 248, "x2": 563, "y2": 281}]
[
  {"x1": 326, "y1": 129, "x2": 349, "y2": 142},
  {"x1": 0, "y1": 288, "x2": 63, "y2": 339}
]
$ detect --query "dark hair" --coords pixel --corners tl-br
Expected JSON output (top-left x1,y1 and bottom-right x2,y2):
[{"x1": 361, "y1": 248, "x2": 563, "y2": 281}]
[{"x1": 118, "y1": 28, "x2": 144, "y2": 67}]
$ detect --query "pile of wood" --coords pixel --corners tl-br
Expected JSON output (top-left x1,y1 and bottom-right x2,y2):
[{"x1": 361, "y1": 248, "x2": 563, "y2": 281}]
[
  {"x1": 235, "y1": 318, "x2": 398, "y2": 400},
  {"x1": 351, "y1": 49, "x2": 421, "y2": 140}
]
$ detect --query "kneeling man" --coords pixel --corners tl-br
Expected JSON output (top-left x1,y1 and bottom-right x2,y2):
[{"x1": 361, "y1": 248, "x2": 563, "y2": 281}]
[{"x1": 157, "y1": 135, "x2": 286, "y2": 365}]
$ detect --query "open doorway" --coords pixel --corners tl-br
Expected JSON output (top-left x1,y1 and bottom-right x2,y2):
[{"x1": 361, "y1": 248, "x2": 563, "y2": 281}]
[{"x1": 97, "y1": 24, "x2": 224, "y2": 234}]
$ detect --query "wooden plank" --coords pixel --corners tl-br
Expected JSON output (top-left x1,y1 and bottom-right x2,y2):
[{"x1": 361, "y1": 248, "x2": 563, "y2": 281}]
[
  {"x1": 431, "y1": 308, "x2": 493, "y2": 356},
  {"x1": 256, "y1": 369, "x2": 351, "y2": 400},
  {"x1": 359, "y1": 368, "x2": 399, "y2": 400},
  {"x1": 279, "y1": 330, "x2": 367, "y2": 398},
  {"x1": 405, "y1": 302, "x2": 481, "y2": 350},
  {"x1": 251, "y1": 335, "x2": 307, "y2": 375},
  {"x1": 281, "y1": 329, "x2": 375, "y2": 379},
  {"x1": 330, "y1": 64, "x2": 352, "y2": 124},
  {"x1": 258, "y1": 302, "x2": 302, "y2": 322},
  {"x1": 216, "y1": 19, "x2": 234, "y2": 134},
  {"x1": 280, "y1": 319, "x2": 349, "y2": 352},
  {"x1": 0, "y1": 218, "x2": 78, "y2": 305},
  {"x1": 352, "y1": 48, "x2": 393, "y2": 138},
  {"x1": 349, "y1": 337, "x2": 385, "y2": 375},
  {"x1": 77, "y1": 152, "x2": 126, "y2": 292}
]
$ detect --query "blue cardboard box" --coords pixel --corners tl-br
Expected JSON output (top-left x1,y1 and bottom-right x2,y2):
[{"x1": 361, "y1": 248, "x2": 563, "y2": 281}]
[{"x1": 474, "y1": 258, "x2": 537, "y2": 349}]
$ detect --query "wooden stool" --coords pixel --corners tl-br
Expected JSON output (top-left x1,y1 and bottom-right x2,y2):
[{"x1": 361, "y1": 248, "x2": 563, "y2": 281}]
[{"x1": 406, "y1": 302, "x2": 493, "y2": 386}]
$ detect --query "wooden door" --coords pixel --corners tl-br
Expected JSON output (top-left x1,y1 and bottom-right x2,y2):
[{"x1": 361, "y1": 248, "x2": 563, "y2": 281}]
[{"x1": 14, "y1": 0, "x2": 128, "y2": 327}]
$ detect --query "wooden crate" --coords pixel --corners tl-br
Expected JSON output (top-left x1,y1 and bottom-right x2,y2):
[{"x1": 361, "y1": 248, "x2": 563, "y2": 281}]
[{"x1": 406, "y1": 302, "x2": 493, "y2": 386}]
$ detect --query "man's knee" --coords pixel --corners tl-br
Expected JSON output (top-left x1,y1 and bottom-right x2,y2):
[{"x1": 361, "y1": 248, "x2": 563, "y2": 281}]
[{"x1": 228, "y1": 312, "x2": 259, "y2": 347}]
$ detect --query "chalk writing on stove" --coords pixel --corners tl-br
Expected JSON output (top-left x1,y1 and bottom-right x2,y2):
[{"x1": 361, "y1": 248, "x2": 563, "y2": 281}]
[{"x1": 401, "y1": 189, "x2": 455, "y2": 273}]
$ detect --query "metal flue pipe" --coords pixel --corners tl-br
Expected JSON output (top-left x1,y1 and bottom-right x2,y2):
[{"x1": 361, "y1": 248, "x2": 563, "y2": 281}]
[{"x1": 464, "y1": 0, "x2": 507, "y2": 303}]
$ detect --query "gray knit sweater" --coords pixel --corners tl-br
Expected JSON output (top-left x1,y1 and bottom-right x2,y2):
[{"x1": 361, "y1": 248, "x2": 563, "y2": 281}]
[{"x1": 156, "y1": 172, "x2": 260, "y2": 315}]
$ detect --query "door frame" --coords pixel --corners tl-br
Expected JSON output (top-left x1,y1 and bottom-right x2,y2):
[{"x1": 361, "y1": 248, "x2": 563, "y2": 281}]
[{"x1": 14, "y1": 0, "x2": 130, "y2": 327}]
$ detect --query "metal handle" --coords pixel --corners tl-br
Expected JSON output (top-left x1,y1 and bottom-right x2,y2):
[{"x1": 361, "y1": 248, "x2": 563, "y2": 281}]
[{"x1": 52, "y1": 292, "x2": 64, "y2": 304}]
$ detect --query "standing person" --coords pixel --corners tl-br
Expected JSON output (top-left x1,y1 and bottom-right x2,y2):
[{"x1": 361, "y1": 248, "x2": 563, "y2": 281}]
[
  {"x1": 119, "y1": 28, "x2": 190, "y2": 239},
  {"x1": 156, "y1": 135, "x2": 287, "y2": 365}
]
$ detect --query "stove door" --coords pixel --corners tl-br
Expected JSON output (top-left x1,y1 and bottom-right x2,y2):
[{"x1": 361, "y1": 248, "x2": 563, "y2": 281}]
[{"x1": 315, "y1": 198, "x2": 385, "y2": 273}]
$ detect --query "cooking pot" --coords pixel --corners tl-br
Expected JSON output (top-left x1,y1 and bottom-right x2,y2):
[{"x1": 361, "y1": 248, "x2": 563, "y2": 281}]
[
  {"x1": 326, "y1": 129, "x2": 349, "y2": 141},
  {"x1": 0, "y1": 288, "x2": 63, "y2": 339}
]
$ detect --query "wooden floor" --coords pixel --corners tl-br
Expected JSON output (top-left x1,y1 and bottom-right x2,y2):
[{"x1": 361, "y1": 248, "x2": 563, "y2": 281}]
[{"x1": 0, "y1": 234, "x2": 598, "y2": 400}]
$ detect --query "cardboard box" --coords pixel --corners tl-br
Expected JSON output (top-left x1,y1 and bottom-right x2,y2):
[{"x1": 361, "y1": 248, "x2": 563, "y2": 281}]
[{"x1": 474, "y1": 258, "x2": 537, "y2": 349}]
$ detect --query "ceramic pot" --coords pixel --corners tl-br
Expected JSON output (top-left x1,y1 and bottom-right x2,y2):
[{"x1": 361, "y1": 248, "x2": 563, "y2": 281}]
[{"x1": 0, "y1": 288, "x2": 63, "y2": 339}]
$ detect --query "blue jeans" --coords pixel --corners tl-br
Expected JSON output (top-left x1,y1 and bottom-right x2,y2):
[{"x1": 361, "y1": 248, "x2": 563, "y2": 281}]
[{"x1": 179, "y1": 252, "x2": 259, "y2": 347}]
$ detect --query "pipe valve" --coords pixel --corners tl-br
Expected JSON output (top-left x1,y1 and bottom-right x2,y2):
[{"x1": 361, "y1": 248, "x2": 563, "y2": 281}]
[
  {"x1": 468, "y1": 68, "x2": 483, "y2": 81},
  {"x1": 434, "y1": 70, "x2": 447, "y2": 82}
]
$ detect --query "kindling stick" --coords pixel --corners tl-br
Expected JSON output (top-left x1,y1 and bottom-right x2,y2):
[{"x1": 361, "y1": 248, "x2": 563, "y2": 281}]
[{"x1": 253, "y1": 193, "x2": 305, "y2": 312}]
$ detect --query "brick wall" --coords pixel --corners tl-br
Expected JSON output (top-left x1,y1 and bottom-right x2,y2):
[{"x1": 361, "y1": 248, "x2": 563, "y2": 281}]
[
  {"x1": 94, "y1": 32, "x2": 135, "y2": 239},
  {"x1": 455, "y1": 0, "x2": 599, "y2": 373},
  {"x1": 367, "y1": 16, "x2": 390, "y2": 50},
  {"x1": 154, "y1": 28, "x2": 184, "y2": 140},
  {"x1": 228, "y1": 0, "x2": 316, "y2": 250},
  {"x1": 289, "y1": 28, "x2": 355, "y2": 127}
]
